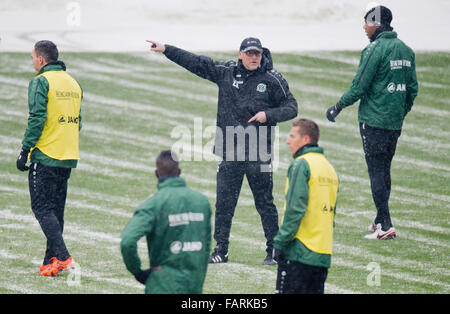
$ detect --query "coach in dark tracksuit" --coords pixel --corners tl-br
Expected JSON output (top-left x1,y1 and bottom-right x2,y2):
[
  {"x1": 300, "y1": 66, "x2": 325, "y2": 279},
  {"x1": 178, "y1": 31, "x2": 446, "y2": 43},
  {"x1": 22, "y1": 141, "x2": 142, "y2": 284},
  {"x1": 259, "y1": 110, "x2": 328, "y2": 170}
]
[
  {"x1": 148, "y1": 37, "x2": 298, "y2": 264},
  {"x1": 326, "y1": 6, "x2": 418, "y2": 239}
]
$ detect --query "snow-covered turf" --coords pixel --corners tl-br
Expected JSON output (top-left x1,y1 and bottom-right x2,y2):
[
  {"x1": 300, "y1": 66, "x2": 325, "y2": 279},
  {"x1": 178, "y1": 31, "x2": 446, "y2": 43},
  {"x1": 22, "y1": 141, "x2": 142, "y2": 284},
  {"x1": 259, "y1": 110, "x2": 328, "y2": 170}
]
[
  {"x1": 0, "y1": 0, "x2": 449, "y2": 295},
  {"x1": 0, "y1": 49, "x2": 448, "y2": 293}
]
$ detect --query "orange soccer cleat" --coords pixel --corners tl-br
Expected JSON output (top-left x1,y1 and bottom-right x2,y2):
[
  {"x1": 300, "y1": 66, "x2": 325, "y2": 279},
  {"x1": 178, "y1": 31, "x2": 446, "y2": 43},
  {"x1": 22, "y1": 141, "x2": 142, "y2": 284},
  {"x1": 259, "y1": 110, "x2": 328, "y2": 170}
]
[
  {"x1": 39, "y1": 263, "x2": 52, "y2": 272},
  {"x1": 40, "y1": 256, "x2": 74, "y2": 277},
  {"x1": 57, "y1": 256, "x2": 74, "y2": 270}
]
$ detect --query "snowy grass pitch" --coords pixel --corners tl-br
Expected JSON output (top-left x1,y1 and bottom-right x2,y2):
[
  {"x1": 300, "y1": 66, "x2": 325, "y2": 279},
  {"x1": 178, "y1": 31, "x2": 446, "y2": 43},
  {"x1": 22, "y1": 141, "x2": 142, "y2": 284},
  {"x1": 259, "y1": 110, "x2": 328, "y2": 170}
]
[{"x1": 0, "y1": 51, "x2": 449, "y2": 294}]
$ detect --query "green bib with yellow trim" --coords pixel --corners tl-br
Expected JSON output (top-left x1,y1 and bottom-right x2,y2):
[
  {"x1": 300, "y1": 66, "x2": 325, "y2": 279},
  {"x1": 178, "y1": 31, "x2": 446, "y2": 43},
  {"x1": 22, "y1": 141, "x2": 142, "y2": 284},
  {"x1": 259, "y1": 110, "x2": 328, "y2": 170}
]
[
  {"x1": 293, "y1": 152, "x2": 338, "y2": 254},
  {"x1": 34, "y1": 70, "x2": 81, "y2": 160}
]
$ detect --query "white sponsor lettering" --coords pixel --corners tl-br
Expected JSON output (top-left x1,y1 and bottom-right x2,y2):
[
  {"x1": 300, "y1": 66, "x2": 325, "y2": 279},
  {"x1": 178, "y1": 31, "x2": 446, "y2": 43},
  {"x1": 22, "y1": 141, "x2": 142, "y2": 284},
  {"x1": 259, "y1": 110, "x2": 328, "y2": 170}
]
[
  {"x1": 387, "y1": 82, "x2": 406, "y2": 93},
  {"x1": 183, "y1": 241, "x2": 202, "y2": 252},
  {"x1": 396, "y1": 83, "x2": 406, "y2": 92},
  {"x1": 169, "y1": 212, "x2": 204, "y2": 227},
  {"x1": 170, "y1": 241, "x2": 202, "y2": 254},
  {"x1": 390, "y1": 59, "x2": 411, "y2": 70}
]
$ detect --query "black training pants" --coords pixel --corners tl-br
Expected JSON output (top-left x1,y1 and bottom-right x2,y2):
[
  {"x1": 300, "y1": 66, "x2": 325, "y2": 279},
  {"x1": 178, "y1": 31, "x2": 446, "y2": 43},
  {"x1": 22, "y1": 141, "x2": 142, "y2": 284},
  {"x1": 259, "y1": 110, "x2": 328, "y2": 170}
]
[
  {"x1": 276, "y1": 259, "x2": 328, "y2": 294},
  {"x1": 360, "y1": 123, "x2": 401, "y2": 230},
  {"x1": 214, "y1": 161, "x2": 278, "y2": 254},
  {"x1": 29, "y1": 163, "x2": 72, "y2": 264}
]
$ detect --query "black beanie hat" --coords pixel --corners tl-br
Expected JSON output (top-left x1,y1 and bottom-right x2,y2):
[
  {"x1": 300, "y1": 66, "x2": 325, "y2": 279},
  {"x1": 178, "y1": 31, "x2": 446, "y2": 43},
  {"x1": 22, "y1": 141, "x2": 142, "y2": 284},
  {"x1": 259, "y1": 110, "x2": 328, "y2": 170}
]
[{"x1": 364, "y1": 5, "x2": 393, "y2": 27}]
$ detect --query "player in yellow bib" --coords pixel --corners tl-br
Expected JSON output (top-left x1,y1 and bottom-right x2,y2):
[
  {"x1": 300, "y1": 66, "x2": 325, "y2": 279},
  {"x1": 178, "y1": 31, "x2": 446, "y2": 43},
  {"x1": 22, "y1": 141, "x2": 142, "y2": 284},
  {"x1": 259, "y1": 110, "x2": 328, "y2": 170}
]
[
  {"x1": 16, "y1": 40, "x2": 82, "y2": 277},
  {"x1": 273, "y1": 118, "x2": 339, "y2": 294}
]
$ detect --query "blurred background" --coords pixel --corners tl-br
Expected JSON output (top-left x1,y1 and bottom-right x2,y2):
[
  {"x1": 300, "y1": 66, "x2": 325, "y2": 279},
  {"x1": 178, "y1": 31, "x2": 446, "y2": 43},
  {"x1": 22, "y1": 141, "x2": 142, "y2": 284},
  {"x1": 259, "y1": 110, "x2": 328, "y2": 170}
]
[{"x1": 1, "y1": 0, "x2": 449, "y2": 52}]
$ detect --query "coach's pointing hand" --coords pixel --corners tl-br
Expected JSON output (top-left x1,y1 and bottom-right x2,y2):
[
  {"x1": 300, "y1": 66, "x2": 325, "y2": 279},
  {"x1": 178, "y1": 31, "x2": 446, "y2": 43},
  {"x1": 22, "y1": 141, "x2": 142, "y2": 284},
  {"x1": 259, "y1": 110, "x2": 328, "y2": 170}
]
[
  {"x1": 146, "y1": 40, "x2": 165, "y2": 53},
  {"x1": 248, "y1": 111, "x2": 267, "y2": 123}
]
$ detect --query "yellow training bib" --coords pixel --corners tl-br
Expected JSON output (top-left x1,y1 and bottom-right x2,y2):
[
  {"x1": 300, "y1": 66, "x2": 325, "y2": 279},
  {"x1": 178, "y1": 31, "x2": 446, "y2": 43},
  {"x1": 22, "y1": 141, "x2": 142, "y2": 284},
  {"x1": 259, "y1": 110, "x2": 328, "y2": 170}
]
[
  {"x1": 34, "y1": 70, "x2": 82, "y2": 160},
  {"x1": 294, "y1": 153, "x2": 338, "y2": 254}
]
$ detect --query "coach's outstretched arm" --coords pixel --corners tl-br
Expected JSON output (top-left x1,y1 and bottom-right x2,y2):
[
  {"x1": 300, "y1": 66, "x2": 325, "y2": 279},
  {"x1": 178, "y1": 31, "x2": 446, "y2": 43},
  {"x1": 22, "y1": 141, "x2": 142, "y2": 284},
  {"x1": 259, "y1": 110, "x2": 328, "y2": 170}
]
[{"x1": 146, "y1": 40, "x2": 221, "y2": 83}]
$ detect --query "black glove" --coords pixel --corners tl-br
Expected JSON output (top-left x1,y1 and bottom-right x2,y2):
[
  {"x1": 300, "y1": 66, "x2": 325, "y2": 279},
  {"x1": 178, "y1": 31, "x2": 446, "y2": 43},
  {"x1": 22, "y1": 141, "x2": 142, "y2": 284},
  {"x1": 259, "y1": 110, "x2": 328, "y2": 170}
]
[
  {"x1": 326, "y1": 103, "x2": 342, "y2": 122},
  {"x1": 134, "y1": 268, "x2": 151, "y2": 285},
  {"x1": 16, "y1": 149, "x2": 30, "y2": 171},
  {"x1": 272, "y1": 247, "x2": 285, "y2": 263}
]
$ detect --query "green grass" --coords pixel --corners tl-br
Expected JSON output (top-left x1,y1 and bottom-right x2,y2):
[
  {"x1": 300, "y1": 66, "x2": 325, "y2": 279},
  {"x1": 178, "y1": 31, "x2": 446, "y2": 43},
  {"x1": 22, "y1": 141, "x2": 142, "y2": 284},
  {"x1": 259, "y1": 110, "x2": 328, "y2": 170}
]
[{"x1": 0, "y1": 50, "x2": 449, "y2": 294}]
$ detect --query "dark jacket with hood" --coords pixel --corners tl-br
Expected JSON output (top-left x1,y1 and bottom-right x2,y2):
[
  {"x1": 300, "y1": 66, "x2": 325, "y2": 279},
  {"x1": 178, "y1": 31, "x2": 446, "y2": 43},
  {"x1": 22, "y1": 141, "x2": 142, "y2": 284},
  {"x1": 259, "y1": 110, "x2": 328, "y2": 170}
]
[{"x1": 163, "y1": 45, "x2": 298, "y2": 161}]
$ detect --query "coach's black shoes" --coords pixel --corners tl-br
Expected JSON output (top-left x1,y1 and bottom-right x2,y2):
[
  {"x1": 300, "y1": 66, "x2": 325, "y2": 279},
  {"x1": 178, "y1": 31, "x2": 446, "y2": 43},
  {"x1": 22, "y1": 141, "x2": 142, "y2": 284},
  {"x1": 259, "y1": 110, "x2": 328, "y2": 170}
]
[
  {"x1": 209, "y1": 247, "x2": 228, "y2": 264},
  {"x1": 209, "y1": 246, "x2": 279, "y2": 264},
  {"x1": 263, "y1": 249, "x2": 277, "y2": 265}
]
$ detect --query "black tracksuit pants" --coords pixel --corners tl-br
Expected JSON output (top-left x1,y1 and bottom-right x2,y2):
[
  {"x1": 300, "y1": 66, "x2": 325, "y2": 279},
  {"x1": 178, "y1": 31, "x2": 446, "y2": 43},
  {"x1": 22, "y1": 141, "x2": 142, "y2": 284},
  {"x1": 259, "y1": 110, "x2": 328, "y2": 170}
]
[
  {"x1": 276, "y1": 259, "x2": 328, "y2": 294},
  {"x1": 29, "y1": 163, "x2": 71, "y2": 264},
  {"x1": 214, "y1": 160, "x2": 279, "y2": 254},
  {"x1": 360, "y1": 123, "x2": 401, "y2": 231}
]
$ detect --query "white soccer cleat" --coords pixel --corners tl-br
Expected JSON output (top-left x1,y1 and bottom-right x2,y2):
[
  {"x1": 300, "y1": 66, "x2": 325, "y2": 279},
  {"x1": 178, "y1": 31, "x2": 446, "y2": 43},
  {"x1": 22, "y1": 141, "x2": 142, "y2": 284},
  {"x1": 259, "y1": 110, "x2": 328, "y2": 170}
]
[
  {"x1": 364, "y1": 224, "x2": 396, "y2": 240},
  {"x1": 368, "y1": 222, "x2": 377, "y2": 232}
]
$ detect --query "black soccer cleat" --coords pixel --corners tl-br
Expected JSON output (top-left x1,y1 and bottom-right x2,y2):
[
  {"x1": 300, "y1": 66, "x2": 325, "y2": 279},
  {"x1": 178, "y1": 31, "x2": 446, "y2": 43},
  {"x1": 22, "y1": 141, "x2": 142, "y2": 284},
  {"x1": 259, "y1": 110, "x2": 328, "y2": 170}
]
[
  {"x1": 263, "y1": 251, "x2": 277, "y2": 265},
  {"x1": 209, "y1": 251, "x2": 228, "y2": 264}
]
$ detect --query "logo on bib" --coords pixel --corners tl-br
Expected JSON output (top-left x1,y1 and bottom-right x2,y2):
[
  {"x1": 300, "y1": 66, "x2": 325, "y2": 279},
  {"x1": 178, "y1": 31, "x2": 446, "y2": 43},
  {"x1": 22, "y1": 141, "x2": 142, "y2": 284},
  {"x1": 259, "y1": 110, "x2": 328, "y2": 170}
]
[
  {"x1": 58, "y1": 115, "x2": 79, "y2": 125},
  {"x1": 58, "y1": 115, "x2": 66, "y2": 125}
]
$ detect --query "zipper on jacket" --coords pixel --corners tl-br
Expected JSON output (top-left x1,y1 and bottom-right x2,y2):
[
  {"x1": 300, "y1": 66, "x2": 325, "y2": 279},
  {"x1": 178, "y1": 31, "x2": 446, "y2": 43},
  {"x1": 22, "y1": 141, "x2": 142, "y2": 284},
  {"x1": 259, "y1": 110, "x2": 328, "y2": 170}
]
[{"x1": 357, "y1": 41, "x2": 381, "y2": 86}]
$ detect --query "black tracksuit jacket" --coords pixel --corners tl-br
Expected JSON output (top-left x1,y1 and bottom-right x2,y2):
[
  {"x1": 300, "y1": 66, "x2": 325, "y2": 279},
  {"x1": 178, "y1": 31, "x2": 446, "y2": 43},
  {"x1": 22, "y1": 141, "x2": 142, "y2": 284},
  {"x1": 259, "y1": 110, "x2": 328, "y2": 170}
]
[{"x1": 163, "y1": 45, "x2": 298, "y2": 161}]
